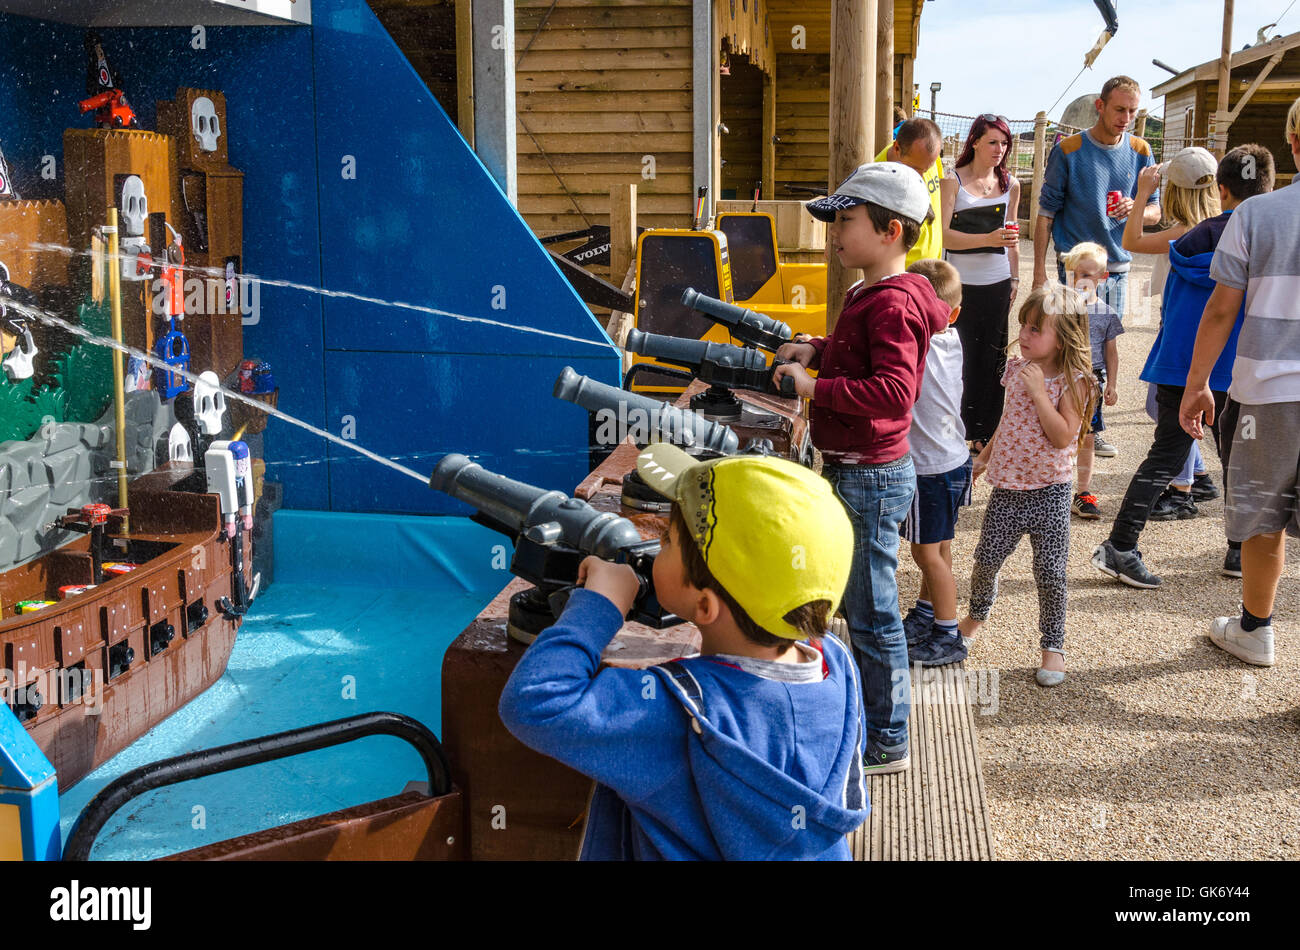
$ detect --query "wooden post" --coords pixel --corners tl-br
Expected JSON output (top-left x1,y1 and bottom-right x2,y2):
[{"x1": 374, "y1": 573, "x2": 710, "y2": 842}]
[
  {"x1": 609, "y1": 184, "x2": 637, "y2": 287},
  {"x1": 762, "y1": 68, "x2": 776, "y2": 200},
  {"x1": 1134, "y1": 108, "x2": 1147, "y2": 139},
  {"x1": 1213, "y1": 0, "x2": 1234, "y2": 156},
  {"x1": 826, "y1": 0, "x2": 876, "y2": 332},
  {"x1": 1030, "y1": 111, "x2": 1048, "y2": 222},
  {"x1": 875, "y1": 1, "x2": 894, "y2": 154},
  {"x1": 455, "y1": 0, "x2": 474, "y2": 147}
]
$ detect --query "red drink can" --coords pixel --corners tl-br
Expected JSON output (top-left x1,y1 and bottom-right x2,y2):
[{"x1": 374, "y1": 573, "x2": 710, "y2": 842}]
[
  {"x1": 1106, "y1": 190, "x2": 1122, "y2": 215},
  {"x1": 1004, "y1": 221, "x2": 1019, "y2": 234}
]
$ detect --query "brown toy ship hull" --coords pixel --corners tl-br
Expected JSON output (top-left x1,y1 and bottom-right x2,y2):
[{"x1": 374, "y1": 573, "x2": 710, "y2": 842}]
[{"x1": 2, "y1": 462, "x2": 251, "y2": 791}]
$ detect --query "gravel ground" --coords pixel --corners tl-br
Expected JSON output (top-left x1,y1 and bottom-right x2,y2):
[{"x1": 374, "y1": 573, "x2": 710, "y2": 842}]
[{"x1": 894, "y1": 243, "x2": 1300, "y2": 860}]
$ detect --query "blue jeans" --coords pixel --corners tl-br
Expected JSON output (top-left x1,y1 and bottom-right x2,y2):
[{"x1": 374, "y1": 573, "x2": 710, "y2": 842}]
[{"x1": 824, "y1": 456, "x2": 916, "y2": 750}]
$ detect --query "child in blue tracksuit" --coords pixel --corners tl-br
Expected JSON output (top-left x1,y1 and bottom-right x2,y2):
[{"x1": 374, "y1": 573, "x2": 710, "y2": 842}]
[{"x1": 499, "y1": 443, "x2": 868, "y2": 860}]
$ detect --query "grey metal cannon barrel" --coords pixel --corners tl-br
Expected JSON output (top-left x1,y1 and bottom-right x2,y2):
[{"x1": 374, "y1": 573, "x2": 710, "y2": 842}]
[
  {"x1": 625, "y1": 328, "x2": 769, "y2": 375},
  {"x1": 680, "y1": 288, "x2": 793, "y2": 352},
  {"x1": 553, "y1": 366, "x2": 740, "y2": 455},
  {"x1": 430, "y1": 453, "x2": 644, "y2": 560}
]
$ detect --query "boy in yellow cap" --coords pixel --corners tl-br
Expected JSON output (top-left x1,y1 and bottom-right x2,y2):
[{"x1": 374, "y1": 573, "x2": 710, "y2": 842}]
[{"x1": 499, "y1": 443, "x2": 869, "y2": 860}]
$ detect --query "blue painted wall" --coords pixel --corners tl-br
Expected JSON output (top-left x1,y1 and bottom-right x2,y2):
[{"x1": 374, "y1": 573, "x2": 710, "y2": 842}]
[{"x1": 0, "y1": 1, "x2": 618, "y2": 515}]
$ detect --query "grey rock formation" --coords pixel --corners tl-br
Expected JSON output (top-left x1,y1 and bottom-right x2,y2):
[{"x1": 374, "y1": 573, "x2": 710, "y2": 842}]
[{"x1": 0, "y1": 390, "x2": 175, "y2": 573}]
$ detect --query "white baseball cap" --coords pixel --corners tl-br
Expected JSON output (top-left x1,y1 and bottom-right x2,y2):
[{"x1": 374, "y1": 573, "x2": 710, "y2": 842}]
[
  {"x1": 805, "y1": 162, "x2": 932, "y2": 224},
  {"x1": 1161, "y1": 147, "x2": 1218, "y2": 188}
]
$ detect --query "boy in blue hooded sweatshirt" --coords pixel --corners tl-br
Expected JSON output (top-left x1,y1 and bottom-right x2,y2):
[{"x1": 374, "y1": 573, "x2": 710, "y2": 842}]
[
  {"x1": 499, "y1": 442, "x2": 868, "y2": 860},
  {"x1": 1092, "y1": 144, "x2": 1275, "y2": 588}
]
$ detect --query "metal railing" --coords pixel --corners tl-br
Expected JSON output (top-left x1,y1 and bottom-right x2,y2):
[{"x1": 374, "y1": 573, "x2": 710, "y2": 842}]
[{"x1": 62, "y1": 710, "x2": 452, "y2": 861}]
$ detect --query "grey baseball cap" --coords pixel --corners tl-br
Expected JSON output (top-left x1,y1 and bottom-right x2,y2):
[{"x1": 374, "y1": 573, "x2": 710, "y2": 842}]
[{"x1": 805, "y1": 161, "x2": 932, "y2": 224}]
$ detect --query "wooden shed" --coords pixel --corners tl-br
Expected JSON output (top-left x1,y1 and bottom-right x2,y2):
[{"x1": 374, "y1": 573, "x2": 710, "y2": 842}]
[
  {"x1": 368, "y1": 0, "x2": 927, "y2": 278},
  {"x1": 1153, "y1": 29, "x2": 1300, "y2": 184}
]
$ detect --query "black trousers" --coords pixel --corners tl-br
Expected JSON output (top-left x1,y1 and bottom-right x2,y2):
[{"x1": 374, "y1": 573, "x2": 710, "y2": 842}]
[
  {"x1": 1108, "y1": 384, "x2": 1239, "y2": 551},
  {"x1": 955, "y1": 278, "x2": 1013, "y2": 444}
]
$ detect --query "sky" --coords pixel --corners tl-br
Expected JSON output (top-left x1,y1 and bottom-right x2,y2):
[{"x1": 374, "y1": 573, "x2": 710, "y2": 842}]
[{"x1": 912, "y1": 0, "x2": 1299, "y2": 123}]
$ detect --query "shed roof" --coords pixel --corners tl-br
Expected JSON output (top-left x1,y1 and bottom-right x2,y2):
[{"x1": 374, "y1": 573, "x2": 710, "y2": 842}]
[{"x1": 1152, "y1": 30, "x2": 1300, "y2": 98}]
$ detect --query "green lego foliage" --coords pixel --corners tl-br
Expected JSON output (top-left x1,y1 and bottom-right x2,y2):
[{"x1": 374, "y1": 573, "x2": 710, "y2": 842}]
[
  {"x1": 0, "y1": 377, "x2": 38, "y2": 443},
  {"x1": 51, "y1": 297, "x2": 114, "y2": 424}
]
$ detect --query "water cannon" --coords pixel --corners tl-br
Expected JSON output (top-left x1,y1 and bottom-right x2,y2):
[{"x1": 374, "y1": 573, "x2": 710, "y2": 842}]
[
  {"x1": 430, "y1": 453, "x2": 681, "y2": 641},
  {"x1": 555, "y1": 366, "x2": 778, "y2": 510},
  {"x1": 680, "y1": 287, "x2": 793, "y2": 354},
  {"x1": 553, "y1": 366, "x2": 740, "y2": 455},
  {"x1": 625, "y1": 327, "x2": 795, "y2": 421}
]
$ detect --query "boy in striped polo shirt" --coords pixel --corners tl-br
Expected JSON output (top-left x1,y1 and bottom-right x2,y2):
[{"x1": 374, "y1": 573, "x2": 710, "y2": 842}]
[{"x1": 1180, "y1": 95, "x2": 1300, "y2": 668}]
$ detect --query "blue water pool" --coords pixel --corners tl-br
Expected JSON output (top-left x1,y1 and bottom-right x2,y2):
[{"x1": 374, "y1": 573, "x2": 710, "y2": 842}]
[{"x1": 57, "y1": 511, "x2": 506, "y2": 861}]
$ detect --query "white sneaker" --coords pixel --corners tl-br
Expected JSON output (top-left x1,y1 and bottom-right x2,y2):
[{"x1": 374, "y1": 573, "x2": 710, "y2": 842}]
[{"x1": 1209, "y1": 616, "x2": 1275, "y2": 666}]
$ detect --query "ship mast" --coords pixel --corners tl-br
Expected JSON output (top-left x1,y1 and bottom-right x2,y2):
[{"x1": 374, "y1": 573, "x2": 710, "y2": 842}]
[{"x1": 104, "y1": 208, "x2": 130, "y2": 534}]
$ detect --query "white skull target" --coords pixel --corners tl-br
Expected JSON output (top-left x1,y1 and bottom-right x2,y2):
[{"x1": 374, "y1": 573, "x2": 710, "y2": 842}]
[
  {"x1": 195, "y1": 371, "x2": 227, "y2": 435},
  {"x1": 168, "y1": 422, "x2": 193, "y2": 462},
  {"x1": 191, "y1": 97, "x2": 221, "y2": 152},
  {"x1": 119, "y1": 176, "x2": 148, "y2": 237}
]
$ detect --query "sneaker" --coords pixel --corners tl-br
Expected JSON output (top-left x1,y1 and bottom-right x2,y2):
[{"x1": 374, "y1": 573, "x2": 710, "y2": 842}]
[
  {"x1": 1072, "y1": 491, "x2": 1101, "y2": 519},
  {"x1": 1209, "y1": 616, "x2": 1275, "y2": 666},
  {"x1": 902, "y1": 607, "x2": 933, "y2": 647},
  {"x1": 1094, "y1": 433, "x2": 1117, "y2": 458},
  {"x1": 1222, "y1": 547, "x2": 1243, "y2": 578},
  {"x1": 1190, "y1": 473, "x2": 1220, "y2": 501},
  {"x1": 909, "y1": 626, "x2": 969, "y2": 667},
  {"x1": 862, "y1": 739, "x2": 910, "y2": 774},
  {"x1": 1091, "y1": 540, "x2": 1162, "y2": 588},
  {"x1": 1150, "y1": 486, "x2": 1198, "y2": 521}
]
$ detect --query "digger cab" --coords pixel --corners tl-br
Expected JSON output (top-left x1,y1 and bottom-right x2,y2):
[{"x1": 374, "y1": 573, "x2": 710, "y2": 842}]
[{"x1": 628, "y1": 214, "x2": 826, "y2": 394}]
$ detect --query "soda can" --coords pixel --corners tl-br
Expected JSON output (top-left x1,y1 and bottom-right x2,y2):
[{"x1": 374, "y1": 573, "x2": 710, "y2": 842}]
[
  {"x1": 1004, "y1": 221, "x2": 1020, "y2": 234},
  {"x1": 1106, "y1": 190, "x2": 1122, "y2": 214}
]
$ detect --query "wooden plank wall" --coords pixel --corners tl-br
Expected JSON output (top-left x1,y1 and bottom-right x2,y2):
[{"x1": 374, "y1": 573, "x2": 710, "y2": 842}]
[
  {"x1": 515, "y1": 0, "x2": 696, "y2": 260},
  {"x1": 773, "y1": 52, "x2": 830, "y2": 195}
]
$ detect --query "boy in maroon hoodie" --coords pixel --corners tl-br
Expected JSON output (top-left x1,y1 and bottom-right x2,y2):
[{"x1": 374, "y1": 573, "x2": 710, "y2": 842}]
[{"x1": 775, "y1": 162, "x2": 951, "y2": 773}]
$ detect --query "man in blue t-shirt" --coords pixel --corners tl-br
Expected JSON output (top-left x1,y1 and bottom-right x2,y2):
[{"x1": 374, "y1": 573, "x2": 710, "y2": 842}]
[{"x1": 1032, "y1": 75, "x2": 1161, "y2": 318}]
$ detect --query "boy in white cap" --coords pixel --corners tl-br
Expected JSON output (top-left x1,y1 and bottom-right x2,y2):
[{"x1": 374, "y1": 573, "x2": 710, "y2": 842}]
[
  {"x1": 499, "y1": 445, "x2": 869, "y2": 860},
  {"x1": 773, "y1": 162, "x2": 951, "y2": 773}
]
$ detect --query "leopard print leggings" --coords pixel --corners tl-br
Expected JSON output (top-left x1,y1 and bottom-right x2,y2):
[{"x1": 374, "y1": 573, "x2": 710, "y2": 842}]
[{"x1": 968, "y1": 483, "x2": 1072, "y2": 652}]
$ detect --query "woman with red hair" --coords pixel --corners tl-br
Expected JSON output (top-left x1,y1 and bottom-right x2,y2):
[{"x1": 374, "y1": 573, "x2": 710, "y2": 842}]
[{"x1": 939, "y1": 114, "x2": 1022, "y2": 452}]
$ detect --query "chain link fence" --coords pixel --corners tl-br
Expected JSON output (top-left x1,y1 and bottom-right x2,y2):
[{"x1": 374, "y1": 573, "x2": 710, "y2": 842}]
[{"x1": 923, "y1": 109, "x2": 1215, "y2": 220}]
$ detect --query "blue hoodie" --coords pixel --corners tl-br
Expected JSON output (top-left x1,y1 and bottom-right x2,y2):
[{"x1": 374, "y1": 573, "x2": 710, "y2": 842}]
[
  {"x1": 498, "y1": 588, "x2": 870, "y2": 860},
  {"x1": 1141, "y1": 215, "x2": 1244, "y2": 393}
]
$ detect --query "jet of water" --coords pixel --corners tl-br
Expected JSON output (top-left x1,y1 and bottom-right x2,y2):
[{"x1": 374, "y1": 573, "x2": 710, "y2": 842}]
[{"x1": 2, "y1": 295, "x2": 431, "y2": 485}]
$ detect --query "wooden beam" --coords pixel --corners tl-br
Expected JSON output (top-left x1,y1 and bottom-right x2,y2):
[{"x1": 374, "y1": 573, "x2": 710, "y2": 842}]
[
  {"x1": 456, "y1": 0, "x2": 474, "y2": 146},
  {"x1": 875, "y1": 0, "x2": 894, "y2": 153},
  {"x1": 827, "y1": 0, "x2": 876, "y2": 332},
  {"x1": 762, "y1": 67, "x2": 777, "y2": 199},
  {"x1": 1030, "y1": 111, "x2": 1048, "y2": 222},
  {"x1": 1228, "y1": 50, "x2": 1287, "y2": 124},
  {"x1": 610, "y1": 184, "x2": 637, "y2": 287},
  {"x1": 1213, "y1": 0, "x2": 1234, "y2": 156}
]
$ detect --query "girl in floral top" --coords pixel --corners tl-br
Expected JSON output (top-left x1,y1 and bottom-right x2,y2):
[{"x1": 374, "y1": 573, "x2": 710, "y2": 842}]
[{"x1": 958, "y1": 285, "x2": 1096, "y2": 686}]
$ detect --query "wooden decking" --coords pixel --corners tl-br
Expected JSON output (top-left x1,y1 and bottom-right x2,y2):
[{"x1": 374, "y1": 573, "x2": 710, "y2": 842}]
[{"x1": 831, "y1": 620, "x2": 995, "y2": 860}]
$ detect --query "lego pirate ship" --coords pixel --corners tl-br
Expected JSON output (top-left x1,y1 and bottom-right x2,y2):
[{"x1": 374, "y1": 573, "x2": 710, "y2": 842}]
[{"x1": 0, "y1": 37, "x2": 262, "y2": 791}]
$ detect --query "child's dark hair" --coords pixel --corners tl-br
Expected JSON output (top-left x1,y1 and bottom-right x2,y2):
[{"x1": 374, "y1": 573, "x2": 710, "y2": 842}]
[
  {"x1": 864, "y1": 201, "x2": 933, "y2": 253},
  {"x1": 907, "y1": 258, "x2": 962, "y2": 309},
  {"x1": 1218, "y1": 144, "x2": 1275, "y2": 201},
  {"x1": 668, "y1": 505, "x2": 830, "y2": 651}
]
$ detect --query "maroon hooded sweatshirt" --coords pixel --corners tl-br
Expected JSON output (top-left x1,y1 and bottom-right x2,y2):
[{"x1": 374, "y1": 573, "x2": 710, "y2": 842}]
[{"x1": 807, "y1": 272, "x2": 951, "y2": 465}]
